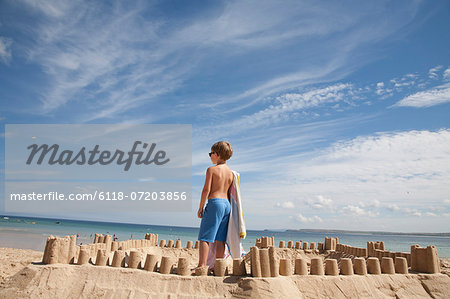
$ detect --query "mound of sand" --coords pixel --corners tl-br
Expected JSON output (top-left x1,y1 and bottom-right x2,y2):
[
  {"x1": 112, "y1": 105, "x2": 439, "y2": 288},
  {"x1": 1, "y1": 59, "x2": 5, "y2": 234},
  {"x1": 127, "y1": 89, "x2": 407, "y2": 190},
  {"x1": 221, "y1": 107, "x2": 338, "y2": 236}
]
[
  {"x1": 0, "y1": 247, "x2": 43, "y2": 288},
  {"x1": 1, "y1": 248, "x2": 449, "y2": 298}
]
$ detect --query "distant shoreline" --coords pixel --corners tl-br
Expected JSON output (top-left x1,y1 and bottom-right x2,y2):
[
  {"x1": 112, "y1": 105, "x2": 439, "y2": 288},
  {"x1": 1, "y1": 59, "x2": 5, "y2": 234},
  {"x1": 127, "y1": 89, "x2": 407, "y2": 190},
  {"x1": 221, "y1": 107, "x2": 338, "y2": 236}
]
[
  {"x1": 2, "y1": 213, "x2": 449, "y2": 236},
  {"x1": 285, "y1": 229, "x2": 450, "y2": 237}
]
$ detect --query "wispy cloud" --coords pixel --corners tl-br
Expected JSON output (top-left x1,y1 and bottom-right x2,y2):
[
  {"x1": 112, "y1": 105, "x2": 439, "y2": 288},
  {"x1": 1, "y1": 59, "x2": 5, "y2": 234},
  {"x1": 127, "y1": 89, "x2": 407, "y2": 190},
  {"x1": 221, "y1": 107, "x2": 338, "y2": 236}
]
[
  {"x1": 20, "y1": 0, "x2": 70, "y2": 18},
  {"x1": 9, "y1": 0, "x2": 423, "y2": 122},
  {"x1": 341, "y1": 205, "x2": 378, "y2": 217},
  {"x1": 0, "y1": 36, "x2": 12, "y2": 64},
  {"x1": 1, "y1": 1, "x2": 448, "y2": 232},
  {"x1": 238, "y1": 129, "x2": 450, "y2": 230},
  {"x1": 200, "y1": 4, "x2": 423, "y2": 112},
  {"x1": 306, "y1": 195, "x2": 333, "y2": 210},
  {"x1": 390, "y1": 73, "x2": 418, "y2": 91},
  {"x1": 403, "y1": 208, "x2": 422, "y2": 217},
  {"x1": 376, "y1": 82, "x2": 385, "y2": 95},
  {"x1": 191, "y1": 113, "x2": 375, "y2": 171},
  {"x1": 393, "y1": 83, "x2": 450, "y2": 108},
  {"x1": 276, "y1": 201, "x2": 295, "y2": 209},
  {"x1": 296, "y1": 213, "x2": 323, "y2": 224},
  {"x1": 219, "y1": 83, "x2": 354, "y2": 130},
  {"x1": 428, "y1": 65, "x2": 443, "y2": 79},
  {"x1": 387, "y1": 204, "x2": 401, "y2": 212},
  {"x1": 444, "y1": 67, "x2": 450, "y2": 81},
  {"x1": 16, "y1": 1, "x2": 189, "y2": 120}
]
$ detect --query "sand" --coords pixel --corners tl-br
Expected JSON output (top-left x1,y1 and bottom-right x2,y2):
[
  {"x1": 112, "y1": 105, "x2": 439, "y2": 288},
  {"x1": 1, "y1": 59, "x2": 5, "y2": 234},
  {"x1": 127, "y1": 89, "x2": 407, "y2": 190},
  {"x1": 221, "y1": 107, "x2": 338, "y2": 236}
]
[
  {"x1": 1, "y1": 247, "x2": 449, "y2": 298},
  {"x1": 0, "y1": 247, "x2": 43, "y2": 289}
]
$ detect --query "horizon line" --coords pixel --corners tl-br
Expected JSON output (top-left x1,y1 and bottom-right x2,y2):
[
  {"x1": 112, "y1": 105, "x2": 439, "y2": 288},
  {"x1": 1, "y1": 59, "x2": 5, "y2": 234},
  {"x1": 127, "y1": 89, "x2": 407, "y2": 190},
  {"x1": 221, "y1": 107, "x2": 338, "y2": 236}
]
[{"x1": 2, "y1": 213, "x2": 449, "y2": 236}]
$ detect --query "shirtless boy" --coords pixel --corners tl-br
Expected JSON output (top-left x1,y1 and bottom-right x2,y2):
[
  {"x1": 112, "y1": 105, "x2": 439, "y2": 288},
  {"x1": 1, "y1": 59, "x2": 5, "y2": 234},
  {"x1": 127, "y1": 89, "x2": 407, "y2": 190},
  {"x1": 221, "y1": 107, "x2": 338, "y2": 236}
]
[{"x1": 197, "y1": 141, "x2": 234, "y2": 268}]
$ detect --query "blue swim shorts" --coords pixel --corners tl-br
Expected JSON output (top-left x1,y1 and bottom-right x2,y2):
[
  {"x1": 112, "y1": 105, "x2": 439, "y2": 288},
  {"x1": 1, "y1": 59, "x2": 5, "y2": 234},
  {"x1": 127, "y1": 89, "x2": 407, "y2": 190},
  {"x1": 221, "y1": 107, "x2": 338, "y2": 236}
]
[{"x1": 198, "y1": 198, "x2": 231, "y2": 243}]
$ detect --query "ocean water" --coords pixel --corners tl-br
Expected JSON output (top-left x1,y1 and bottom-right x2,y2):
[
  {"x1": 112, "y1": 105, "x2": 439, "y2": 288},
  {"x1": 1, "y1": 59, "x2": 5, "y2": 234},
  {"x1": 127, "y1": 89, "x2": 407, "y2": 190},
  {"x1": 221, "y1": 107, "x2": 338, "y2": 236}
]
[{"x1": 1, "y1": 215, "x2": 449, "y2": 258}]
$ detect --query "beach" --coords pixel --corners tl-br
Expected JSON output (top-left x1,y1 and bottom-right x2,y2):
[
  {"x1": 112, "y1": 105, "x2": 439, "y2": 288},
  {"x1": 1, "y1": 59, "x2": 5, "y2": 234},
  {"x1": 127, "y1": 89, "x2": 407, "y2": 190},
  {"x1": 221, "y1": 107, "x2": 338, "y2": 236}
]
[
  {"x1": 2, "y1": 0, "x2": 450, "y2": 297},
  {"x1": 2, "y1": 216, "x2": 449, "y2": 257},
  {"x1": 1, "y1": 219, "x2": 450, "y2": 298},
  {"x1": 1, "y1": 245, "x2": 450, "y2": 298}
]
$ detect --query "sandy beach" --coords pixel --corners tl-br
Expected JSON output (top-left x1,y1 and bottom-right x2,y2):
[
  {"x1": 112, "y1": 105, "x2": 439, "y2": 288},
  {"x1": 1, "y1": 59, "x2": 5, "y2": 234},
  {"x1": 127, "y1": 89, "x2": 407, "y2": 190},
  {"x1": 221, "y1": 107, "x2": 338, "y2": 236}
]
[
  {"x1": 2, "y1": 0, "x2": 450, "y2": 297},
  {"x1": 1, "y1": 244, "x2": 449, "y2": 298}
]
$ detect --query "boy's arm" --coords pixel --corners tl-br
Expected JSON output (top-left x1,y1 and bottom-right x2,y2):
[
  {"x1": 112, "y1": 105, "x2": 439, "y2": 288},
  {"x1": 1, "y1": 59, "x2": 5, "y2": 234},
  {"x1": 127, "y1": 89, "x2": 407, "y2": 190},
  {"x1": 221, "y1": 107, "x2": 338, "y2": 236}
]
[{"x1": 198, "y1": 167, "x2": 212, "y2": 218}]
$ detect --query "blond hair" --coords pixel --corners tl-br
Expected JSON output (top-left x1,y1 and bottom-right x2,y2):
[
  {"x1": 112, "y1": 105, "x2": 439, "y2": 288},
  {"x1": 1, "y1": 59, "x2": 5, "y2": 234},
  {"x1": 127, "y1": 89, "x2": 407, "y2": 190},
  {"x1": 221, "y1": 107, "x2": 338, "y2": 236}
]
[{"x1": 211, "y1": 141, "x2": 233, "y2": 161}]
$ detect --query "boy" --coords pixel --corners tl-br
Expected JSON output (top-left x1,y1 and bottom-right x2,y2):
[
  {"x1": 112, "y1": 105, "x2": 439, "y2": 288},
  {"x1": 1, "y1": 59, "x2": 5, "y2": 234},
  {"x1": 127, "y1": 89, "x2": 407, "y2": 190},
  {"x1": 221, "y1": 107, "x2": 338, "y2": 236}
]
[{"x1": 197, "y1": 141, "x2": 234, "y2": 268}]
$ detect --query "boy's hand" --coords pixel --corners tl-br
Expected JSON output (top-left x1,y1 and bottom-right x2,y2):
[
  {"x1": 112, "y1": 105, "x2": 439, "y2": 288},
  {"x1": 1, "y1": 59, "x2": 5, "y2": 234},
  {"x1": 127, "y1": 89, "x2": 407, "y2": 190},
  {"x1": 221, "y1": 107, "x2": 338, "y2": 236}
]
[{"x1": 197, "y1": 207, "x2": 203, "y2": 218}]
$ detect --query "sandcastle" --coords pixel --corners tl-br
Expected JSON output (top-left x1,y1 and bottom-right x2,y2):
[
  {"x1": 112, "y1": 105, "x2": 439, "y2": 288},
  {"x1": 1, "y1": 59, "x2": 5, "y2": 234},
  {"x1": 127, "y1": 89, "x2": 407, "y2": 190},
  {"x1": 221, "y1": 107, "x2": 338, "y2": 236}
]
[
  {"x1": 43, "y1": 233, "x2": 159, "y2": 265},
  {"x1": 248, "y1": 236, "x2": 442, "y2": 277},
  {"x1": 410, "y1": 245, "x2": 440, "y2": 273},
  {"x1": 41, "y1": 233, "x2": 442, "y2": 278},
  {"x1": 255, "y1": 236, "x2": 275, "y2": 248},
  {"x1": 42, "y1": 233, "x2": 207, "y2": 276}
]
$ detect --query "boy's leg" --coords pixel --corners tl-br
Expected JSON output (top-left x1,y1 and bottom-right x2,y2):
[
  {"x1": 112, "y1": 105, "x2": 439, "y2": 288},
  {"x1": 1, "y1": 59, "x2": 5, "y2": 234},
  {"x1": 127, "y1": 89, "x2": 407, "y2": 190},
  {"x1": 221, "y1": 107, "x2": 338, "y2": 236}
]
[
  {"x1": 215, "y1": 240, "x2": 225, "y2": 259},
  {"x1": 214, "y1": 199, "x2": 231, "y2": 260},
  {"x1": 198, "y1": 240, "x2": 209, "y2": 266}
]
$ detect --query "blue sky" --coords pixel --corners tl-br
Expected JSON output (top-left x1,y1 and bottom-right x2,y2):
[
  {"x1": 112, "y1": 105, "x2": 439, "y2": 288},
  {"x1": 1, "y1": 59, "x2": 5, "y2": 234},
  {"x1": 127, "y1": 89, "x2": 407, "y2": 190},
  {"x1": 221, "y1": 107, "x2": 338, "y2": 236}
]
[{"x1": 1, "y1": 0, "x2": 449, "y2": 232}]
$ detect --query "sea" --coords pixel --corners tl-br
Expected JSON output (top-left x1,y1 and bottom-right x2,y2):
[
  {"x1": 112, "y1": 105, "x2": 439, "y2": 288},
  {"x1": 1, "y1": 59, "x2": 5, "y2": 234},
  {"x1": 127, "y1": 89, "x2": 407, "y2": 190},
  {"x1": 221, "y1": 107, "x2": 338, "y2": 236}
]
[{"x1": 1, "y1": 215, "x2": 449, "y2": 258}]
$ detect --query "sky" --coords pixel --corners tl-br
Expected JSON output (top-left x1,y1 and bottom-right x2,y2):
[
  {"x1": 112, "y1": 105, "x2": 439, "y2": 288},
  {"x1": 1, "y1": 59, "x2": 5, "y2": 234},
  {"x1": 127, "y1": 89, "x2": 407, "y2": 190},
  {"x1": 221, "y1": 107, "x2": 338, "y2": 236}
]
[{"x1": 0, "y1": 0, "x2": 449, "y2": 232}]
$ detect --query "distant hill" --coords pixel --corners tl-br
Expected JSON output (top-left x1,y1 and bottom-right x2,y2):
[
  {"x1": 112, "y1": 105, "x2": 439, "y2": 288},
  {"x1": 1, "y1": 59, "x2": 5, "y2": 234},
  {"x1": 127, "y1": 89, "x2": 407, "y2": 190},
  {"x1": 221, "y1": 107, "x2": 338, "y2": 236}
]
[{"x1": 284, "y1": 228, "x2": 450, "y2": 237}]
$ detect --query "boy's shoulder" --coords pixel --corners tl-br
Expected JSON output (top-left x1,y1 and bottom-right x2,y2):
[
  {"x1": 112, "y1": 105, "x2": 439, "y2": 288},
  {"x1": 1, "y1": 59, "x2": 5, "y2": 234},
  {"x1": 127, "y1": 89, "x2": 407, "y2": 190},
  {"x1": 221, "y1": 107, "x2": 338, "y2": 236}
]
[
  {"x1": 207, "y1": 165, "x2": 232, "y2": 173},
  {"x1": 207, "y1": 165, "x2": 219, "y2": 172}
]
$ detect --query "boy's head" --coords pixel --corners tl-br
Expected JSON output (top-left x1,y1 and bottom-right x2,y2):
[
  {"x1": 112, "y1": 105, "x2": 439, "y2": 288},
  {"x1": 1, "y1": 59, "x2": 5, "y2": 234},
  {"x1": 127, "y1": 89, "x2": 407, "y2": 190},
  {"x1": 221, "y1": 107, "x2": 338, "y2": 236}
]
[{"x1": 211, "y1": 141, "x2": 233, "y2": 161}]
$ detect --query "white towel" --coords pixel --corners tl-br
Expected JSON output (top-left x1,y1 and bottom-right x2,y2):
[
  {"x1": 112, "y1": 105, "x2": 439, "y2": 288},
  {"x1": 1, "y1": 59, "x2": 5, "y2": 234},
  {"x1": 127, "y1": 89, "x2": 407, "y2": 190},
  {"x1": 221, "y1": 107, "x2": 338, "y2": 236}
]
[
  {"x1": 226, "y1": 170, "x2": 246, "y2": 259},
  {"x1": 206, "y1": 170, "x2": 247, "y2": 269}
]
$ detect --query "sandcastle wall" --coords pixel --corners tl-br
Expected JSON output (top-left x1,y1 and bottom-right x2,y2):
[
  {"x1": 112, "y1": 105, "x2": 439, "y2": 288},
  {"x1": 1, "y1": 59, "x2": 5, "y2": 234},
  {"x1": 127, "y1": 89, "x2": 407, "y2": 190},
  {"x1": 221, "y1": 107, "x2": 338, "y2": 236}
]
[
  {"x1": 41, "y1": 233, "x2": 442, "y2": 277},
  {"x1": 410, "y1": 245, "x2": 440, "y2": 273},
  {"x1": 252, "y1": 235, "x2": 441, "y2": 276},
  {"x1": 43, "y1": 233, "x2": 159, "y2": 265}
]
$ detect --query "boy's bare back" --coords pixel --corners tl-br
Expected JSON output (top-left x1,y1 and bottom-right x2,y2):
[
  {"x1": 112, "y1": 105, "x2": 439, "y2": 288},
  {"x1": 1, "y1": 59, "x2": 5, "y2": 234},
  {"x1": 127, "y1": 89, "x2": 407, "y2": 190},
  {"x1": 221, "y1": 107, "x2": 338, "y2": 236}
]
[
  {"x1": 198, "y1": 140, "x2": 234, "y2": 219},
  {"x1": 207, "y1": 164, "x2": 233, "y2": 200}
]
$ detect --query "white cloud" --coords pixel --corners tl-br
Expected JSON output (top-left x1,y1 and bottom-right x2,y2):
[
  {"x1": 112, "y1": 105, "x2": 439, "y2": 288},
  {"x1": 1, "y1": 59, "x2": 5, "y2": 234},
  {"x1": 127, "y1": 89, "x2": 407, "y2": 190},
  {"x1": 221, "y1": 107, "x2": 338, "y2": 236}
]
[
  {"x1": 387, "y1": 207, "x2": 448, "y2": 218},
  {"x1": 9, "y1": 0, "x2": 424, "y2": 123},
  {"x1": 341, "y1": 205, "x2": 378, "y2": 217},
  {"x1": 403, "y1": 208, "x2": 422, "y2": 217},
  {"x1": 296, "y1": 213, "x2": 322, "y2": 223},
  {"x1": 306, "y1": 195, "x2": 333, "y2": 209},
  {"x1": 375, "y1": 82, "x2": 393, "y2": 98},
  {"x1": 394, "y1": 83, "x2": 450, "y2": 108},
  {"x1": 229, "y1": 127, "x2": 450, "y2": 231},
  {"x1": 20, "y1": 0, "x2": 70, "y2": 18},
  {"x1": 238, "y1": 129, "x2": 450, "y2": 230},
  {"x1": 428, "y1": 65, "x2": 443, "y2": 79},
  {"x1": 194, "y1": 2, "x2": 422, "y2": 112},
  {"x1": 390, "y1": 73, "x2": 418, "y2": 90},
  {"x1": 210, "y1": 83, "x2": 354, "y2": 131},
  {"x1": 276, "y1": 201, "x2": 295, "y2": 209},
  {"x1": 275, "y1": 84, "x2": 352, "y2": 110},
  {"x1": 376, "y1": 82, "x2": 385, "y2": 95},
  {"x1": 387, "y1": 204, "x2": 401, "y2": 212},
  {"x1": 16, "y1": 1, "x2": 193, "y2": 118},
  {"x1": 300, "y1": 129, "x2": 450, "y2": 183},
  {"x1": 424, "y1": 212, "x2": 437, "y2": 217},
  {"x1": 371, "y1": 199, "x2": 381, "y2": 208},
  {"x1": 199, "y1": 124, "x2": 450, "y2": 230},
  {"x1": 0, "y1": 36, "x2": 12, "y2": 64},
  {"x1": 444, "y1": 67, "x2": 450, "y2": 81},
  {"x1": 342, "y1": 205, "x2": 365, "y2": 215},
  {"x1": 375, "y1": 68, "x2": 450, "y2": 101}
]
